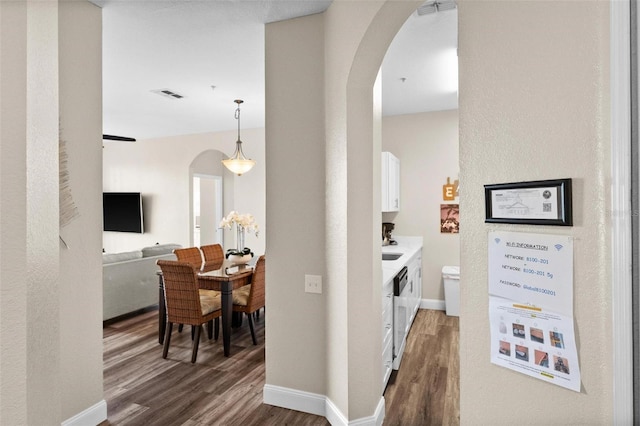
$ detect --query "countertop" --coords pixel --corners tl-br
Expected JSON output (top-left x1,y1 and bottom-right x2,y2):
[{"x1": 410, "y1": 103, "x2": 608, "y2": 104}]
[{"x1": 381, "y1": 236, "x2": 423, "y2": 286}]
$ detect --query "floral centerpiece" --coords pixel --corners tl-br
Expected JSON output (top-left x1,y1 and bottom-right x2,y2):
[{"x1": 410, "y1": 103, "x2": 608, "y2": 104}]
[{"x1": 219, "y1": 211, "x2": 259, "y2": 264}]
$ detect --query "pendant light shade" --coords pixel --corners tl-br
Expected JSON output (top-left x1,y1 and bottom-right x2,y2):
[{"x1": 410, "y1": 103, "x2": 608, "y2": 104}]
[{"x1": 222, "y1": 99, "x2": 255, "y2": 176}]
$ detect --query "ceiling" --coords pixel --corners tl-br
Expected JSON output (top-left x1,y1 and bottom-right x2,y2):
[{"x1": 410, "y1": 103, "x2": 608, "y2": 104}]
[{"x1": 96, "y1": 0, "x2": 458, "y2": 141}]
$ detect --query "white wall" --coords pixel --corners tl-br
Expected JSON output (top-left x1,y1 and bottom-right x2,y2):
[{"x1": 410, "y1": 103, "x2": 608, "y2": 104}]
[
  {"x1": 265, "y1": 11, "x2": 328, "y2": 398},
  {"x1": 0, "y1": 2, "x2": 61, "y2": 424},
  {"x1": 459, "y1": 0, "x2": 613, "y2": 422},
  {"x1": 59, "y1": 0, "x2": 105, "y2": 421},
  {"x1": 0, "y1": 1, "x2": 104, "y2": 424},
  {"x1": 266, "y1": 0, "x2": 421, "y2": 421},
  {"x1": 102, "y1": 128, "x2": 265, "y2": 255},
  {"x1": 382, "y1": 109, "x2": 460, "y2": 302}
]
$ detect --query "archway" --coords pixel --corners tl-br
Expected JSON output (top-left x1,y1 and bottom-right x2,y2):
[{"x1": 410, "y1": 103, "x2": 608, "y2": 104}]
[
  {"x1": 264, "y1": 1, "x2": 424, "y2": 422},
  {"x1": 189, "y1": 149, "x2": 229, "y2": 247}
]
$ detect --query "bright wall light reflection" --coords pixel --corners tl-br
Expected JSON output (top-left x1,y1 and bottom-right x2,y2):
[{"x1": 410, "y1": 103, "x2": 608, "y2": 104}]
[{"x1": 441, "y1": 48, "x2": 458, "y2": 94}]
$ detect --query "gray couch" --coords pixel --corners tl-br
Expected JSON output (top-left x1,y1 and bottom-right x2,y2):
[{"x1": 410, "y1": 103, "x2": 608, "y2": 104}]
[{"x1": 103, "y1": 243, "x2": 182, "y2": 321}]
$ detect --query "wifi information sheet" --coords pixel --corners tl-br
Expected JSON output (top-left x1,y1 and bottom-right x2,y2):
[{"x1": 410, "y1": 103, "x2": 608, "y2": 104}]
[{"x1": 488, "y1": 231, "x2": 580, "y2": 392}]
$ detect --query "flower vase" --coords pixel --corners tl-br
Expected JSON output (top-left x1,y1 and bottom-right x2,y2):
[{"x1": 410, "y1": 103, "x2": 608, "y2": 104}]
[
  {"x1": 236, "y1": 225, "x2": 245, "y2": 253},
  {"x1": 227, "y1": 253, "x2": 253, "y2": 266},
  {"x1": 227, "y1": 225, "x2": 252, "y2": 266}
]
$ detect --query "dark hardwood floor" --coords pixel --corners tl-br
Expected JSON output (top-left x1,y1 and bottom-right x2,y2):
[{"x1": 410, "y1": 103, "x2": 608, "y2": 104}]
[
  {"x1": 383, "y1": 309, "x2": 460, "y2": 425},
  {"x1": 103, "y1": 309, "x2": 459, "y2": 425}
]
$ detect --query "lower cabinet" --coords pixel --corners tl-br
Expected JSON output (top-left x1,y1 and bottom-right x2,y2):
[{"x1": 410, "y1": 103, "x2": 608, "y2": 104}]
[
  {"x1": 382, "y1": 278, "x2": 394, "y2": 389},
  {"x1": 407, "y1": 250, "x2": 422, "y2": 328}
]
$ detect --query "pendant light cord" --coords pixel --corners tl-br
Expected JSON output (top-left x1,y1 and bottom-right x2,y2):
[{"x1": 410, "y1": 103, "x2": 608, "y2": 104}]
[{"x1": 234, "y1": 99, "x2": 243, "y2": 142}]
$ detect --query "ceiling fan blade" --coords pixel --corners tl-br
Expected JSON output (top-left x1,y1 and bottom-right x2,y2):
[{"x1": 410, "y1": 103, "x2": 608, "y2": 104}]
[
  {"x1": 103, "y1": 134, "x2": 136, "y2": 142},
  {"x1": 417, "y1": 0, "x2": 457, "y2": 15}
]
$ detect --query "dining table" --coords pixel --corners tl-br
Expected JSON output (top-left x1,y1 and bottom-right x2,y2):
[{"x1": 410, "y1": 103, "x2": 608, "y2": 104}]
[{"x1": 158, "y1": 263, "x2": 253, "y2": 357}]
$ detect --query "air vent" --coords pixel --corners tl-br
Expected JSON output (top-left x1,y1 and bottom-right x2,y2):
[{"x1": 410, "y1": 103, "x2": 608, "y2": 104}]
[{"x1": 151, "y1": 88, "x2": 185, "y2": 99}]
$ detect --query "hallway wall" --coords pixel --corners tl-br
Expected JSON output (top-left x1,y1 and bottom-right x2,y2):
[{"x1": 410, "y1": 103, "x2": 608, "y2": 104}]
[{"x1": 459, "y1": 1, "x2": 613, "y2": 422}]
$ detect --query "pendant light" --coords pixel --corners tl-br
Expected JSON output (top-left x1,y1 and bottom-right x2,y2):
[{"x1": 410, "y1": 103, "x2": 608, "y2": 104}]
[{"x1": 222, "y1": 99, "x2": 256, "y2": 176}]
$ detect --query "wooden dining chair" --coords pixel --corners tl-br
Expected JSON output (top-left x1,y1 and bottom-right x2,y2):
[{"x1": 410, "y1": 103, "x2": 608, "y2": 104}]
[
  {"x1": 157, "y1": 260, "x2": 221, "y2": 363},
  {"x1": 232, "y1": 255, "x2": 265, "y2": 345},
  {"x1": 200, "y1": 243, "x2": 224, "y2": 272},
  {"x1": 173, "y1": 247, "x2": 204, "y2": 271},
  {"x1": 173, "y1": 247, "x2": 216, "y2": 334}
]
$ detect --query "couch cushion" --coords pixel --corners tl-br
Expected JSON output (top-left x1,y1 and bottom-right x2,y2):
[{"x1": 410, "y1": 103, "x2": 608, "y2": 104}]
[
  {"x1": 102, "y1": 251, "x2": 142, "y2": 264},
  {"x1": 141, "y1": 243, "x2": 183, "y2": 258}
]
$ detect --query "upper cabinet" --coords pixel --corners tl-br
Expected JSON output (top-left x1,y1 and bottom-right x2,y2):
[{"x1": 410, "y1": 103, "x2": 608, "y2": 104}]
[{"x1": 382, "y1": 151, "x2": 400, "y2": 212}]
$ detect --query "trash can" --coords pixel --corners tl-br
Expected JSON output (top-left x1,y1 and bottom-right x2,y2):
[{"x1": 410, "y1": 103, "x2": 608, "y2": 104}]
[{"x1": 442, "y1": 266, "x2": 460, "y2": 317}]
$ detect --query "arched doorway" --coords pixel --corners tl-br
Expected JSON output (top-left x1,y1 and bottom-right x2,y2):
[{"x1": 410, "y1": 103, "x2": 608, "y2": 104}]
[
  {"x1": 264, "y1": 1, "x2": 426, "y2": 422},
  {"x1": 189, "y1": 149, "x2": 228, "y2": 247}
]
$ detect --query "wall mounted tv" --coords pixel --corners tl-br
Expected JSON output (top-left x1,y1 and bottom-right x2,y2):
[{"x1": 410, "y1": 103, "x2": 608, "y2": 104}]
[{"x1": 103, "y1": 192, "x2": 144, "y2": 233}]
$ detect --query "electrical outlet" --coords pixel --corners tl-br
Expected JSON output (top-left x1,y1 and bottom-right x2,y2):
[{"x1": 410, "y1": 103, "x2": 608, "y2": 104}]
[{"x1": 305, "y1": 274, "x2": 322, "y2": 294}]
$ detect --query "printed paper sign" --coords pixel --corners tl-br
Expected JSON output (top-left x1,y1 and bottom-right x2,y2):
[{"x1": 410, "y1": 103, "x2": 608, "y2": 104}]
[
  {"x1": 488, "y1": 231, "x2": 573, "y2": 316},
  {"x1": 489, "y1": 296, "x2": 581, "y2": 392},
  {"x1": 490, "y1": 187, "x2": 558, "y2": 220},
  {"x1": 488, "y1": 231, "x2": 580, "y2": 392}
]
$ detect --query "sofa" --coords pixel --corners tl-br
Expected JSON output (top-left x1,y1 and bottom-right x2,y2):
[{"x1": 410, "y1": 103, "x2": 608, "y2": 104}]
[{"x1": 103, "y1": 243, "x2": 182, "y2": 321}]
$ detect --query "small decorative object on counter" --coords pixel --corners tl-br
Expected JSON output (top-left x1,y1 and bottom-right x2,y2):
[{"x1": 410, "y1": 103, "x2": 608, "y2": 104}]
[{"x1": 219, "y1": 211, "x2": 259, "y2": 265}]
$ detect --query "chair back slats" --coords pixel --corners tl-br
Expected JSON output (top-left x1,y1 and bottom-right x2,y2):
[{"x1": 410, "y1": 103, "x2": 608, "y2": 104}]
[
  {"x1": 173, "y1": 247, "x2": 203, "y2": 271},
  {"x1": 157, "y1": 260, "x2": 203, "y2": 326},
  {"x1": 245, "y1": 255, "x2": 265, "y2": 312},
  {"x1": 200, "y1": 244, "x2": 224, "y2": 272}
]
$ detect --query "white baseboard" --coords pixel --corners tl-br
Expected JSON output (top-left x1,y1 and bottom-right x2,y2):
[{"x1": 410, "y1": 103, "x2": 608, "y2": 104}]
[
  {"x1": 263, "y1": 384, "x2": 385, "y2": 425},
  {"x1": 325, "y1": 397, "x2": 348, "y2": 425},
  {"x1": 421, "y1": 298, "x2": 445, "y2": 311},
  {"x1": 61, "y1": 399, "x2": 107, "y2": 426},
  {"x1": 263, "y1": 384, "x2": 326, "y2": 417}
]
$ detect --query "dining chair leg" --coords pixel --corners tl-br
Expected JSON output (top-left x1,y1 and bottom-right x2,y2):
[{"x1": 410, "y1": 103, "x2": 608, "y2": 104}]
[
  {"x1": 214, "y1": 318, "x2": 219, "y2": 341},
  {"x1": 247, "y1": 312, "x2": 257, "y2": 345},
  {"x1": 163, "y1": 322, "x2": 174, "y2": 359},
  {"x1": 191, "y1": 325, "x2": 202, "y2": 363},
  {"x1": 178, "y1": 324, "x2": 184, "y2": 333},
  {"x1": 207, "y1": 320, "x2": 213, "y2": 340},
  {"x1": 191, "y1": 326, "x2": 195, "y2": 340}
]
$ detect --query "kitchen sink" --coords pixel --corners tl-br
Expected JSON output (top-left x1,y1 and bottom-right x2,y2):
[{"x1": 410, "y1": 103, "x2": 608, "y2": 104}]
[{"x1": 382, "y1": 253, "x2": 403, "y2": 261}]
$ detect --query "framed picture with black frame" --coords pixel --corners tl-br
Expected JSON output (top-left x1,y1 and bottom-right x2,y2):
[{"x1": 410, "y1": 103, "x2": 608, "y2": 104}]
[{"x1": 484, "y1": 178, "x2": 572, "y2": 226}]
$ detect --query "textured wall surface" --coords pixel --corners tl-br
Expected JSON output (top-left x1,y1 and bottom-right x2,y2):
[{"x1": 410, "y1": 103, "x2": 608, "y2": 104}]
[{"x1": 458, "y1": 1, "x2": 612, "y2": 423}]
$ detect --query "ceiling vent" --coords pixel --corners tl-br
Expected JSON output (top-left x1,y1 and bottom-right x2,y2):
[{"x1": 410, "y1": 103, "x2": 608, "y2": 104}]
[
  {"x1": 417, "y1": 0, "x2": 457, "y2": 15},
  {"x1": 151, "y1": 88, "x2": 185, "y2": 99}
]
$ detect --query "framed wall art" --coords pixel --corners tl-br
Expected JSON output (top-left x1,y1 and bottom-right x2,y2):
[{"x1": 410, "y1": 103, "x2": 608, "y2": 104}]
[
  {"x1": 441, "y1": 204, "x2": 459, "y2": 233},
  {"x1": 484, "y1": 178, "x2": 572, "y2": 226}
]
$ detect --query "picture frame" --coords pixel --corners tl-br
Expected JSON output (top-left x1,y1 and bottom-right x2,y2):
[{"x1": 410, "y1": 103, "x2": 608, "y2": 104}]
[
  {"x1": 484, "y1": 178, "x2": 572, "y2": 226},
  {"x1": 440, "y1": 204, "x2": 459, "y2": 233}
]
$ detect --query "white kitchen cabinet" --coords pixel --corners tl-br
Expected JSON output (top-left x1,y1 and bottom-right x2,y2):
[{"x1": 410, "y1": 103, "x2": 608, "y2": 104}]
[
  {"x1": 381, "y1": 237, "x2": 422, "y2": 390},
  {"x1": 382, "y1": 277, "x2": 394, "y2": 389},
  {"x1": 381, "y1": 152, "x2": 400, "y2": 212},
  {"x1": 407, "y1": 250, "x2": 422, "y2": 327}
]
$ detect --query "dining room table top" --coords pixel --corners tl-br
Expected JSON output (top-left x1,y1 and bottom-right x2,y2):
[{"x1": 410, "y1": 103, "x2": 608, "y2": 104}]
[{"x1": 197, "y1": 263, "x2": 253, "y2": 280}]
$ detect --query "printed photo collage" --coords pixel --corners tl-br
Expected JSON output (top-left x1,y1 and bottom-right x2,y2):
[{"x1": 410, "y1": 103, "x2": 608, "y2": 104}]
[
  {"x1": 489, "y1": 296, "x2": 580, "y2": 391},
  {"x1": 497, "y1": 319, "x2": 570, "y2": 375}
]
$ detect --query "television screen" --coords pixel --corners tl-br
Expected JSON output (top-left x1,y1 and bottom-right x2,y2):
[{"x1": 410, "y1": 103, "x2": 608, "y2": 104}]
[{"x1": 103, "y1": 192, "x2": 144, "y2": 233}]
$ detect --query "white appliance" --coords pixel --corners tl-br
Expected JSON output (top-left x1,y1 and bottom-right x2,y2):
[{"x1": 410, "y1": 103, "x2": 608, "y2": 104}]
[{"x1": 393, "y1": 266, "x2": 409, "y2": 369}]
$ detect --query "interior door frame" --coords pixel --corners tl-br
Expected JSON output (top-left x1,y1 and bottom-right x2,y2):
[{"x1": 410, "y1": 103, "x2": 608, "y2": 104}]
[
  {"x1": 192, "y1": 173, "x2": 224, "y2": 247},
  {"x1": 630, "y1": 0, "x2": 639, "y2": 419},
  {"x1": 611, "y1": 0, "x2": 634, "y2": 422}
]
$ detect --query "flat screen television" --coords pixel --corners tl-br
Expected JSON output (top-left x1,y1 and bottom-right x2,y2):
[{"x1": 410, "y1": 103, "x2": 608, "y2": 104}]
[{"x1": 103, "y1": 192, "x2": 144, "y2": 233}]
